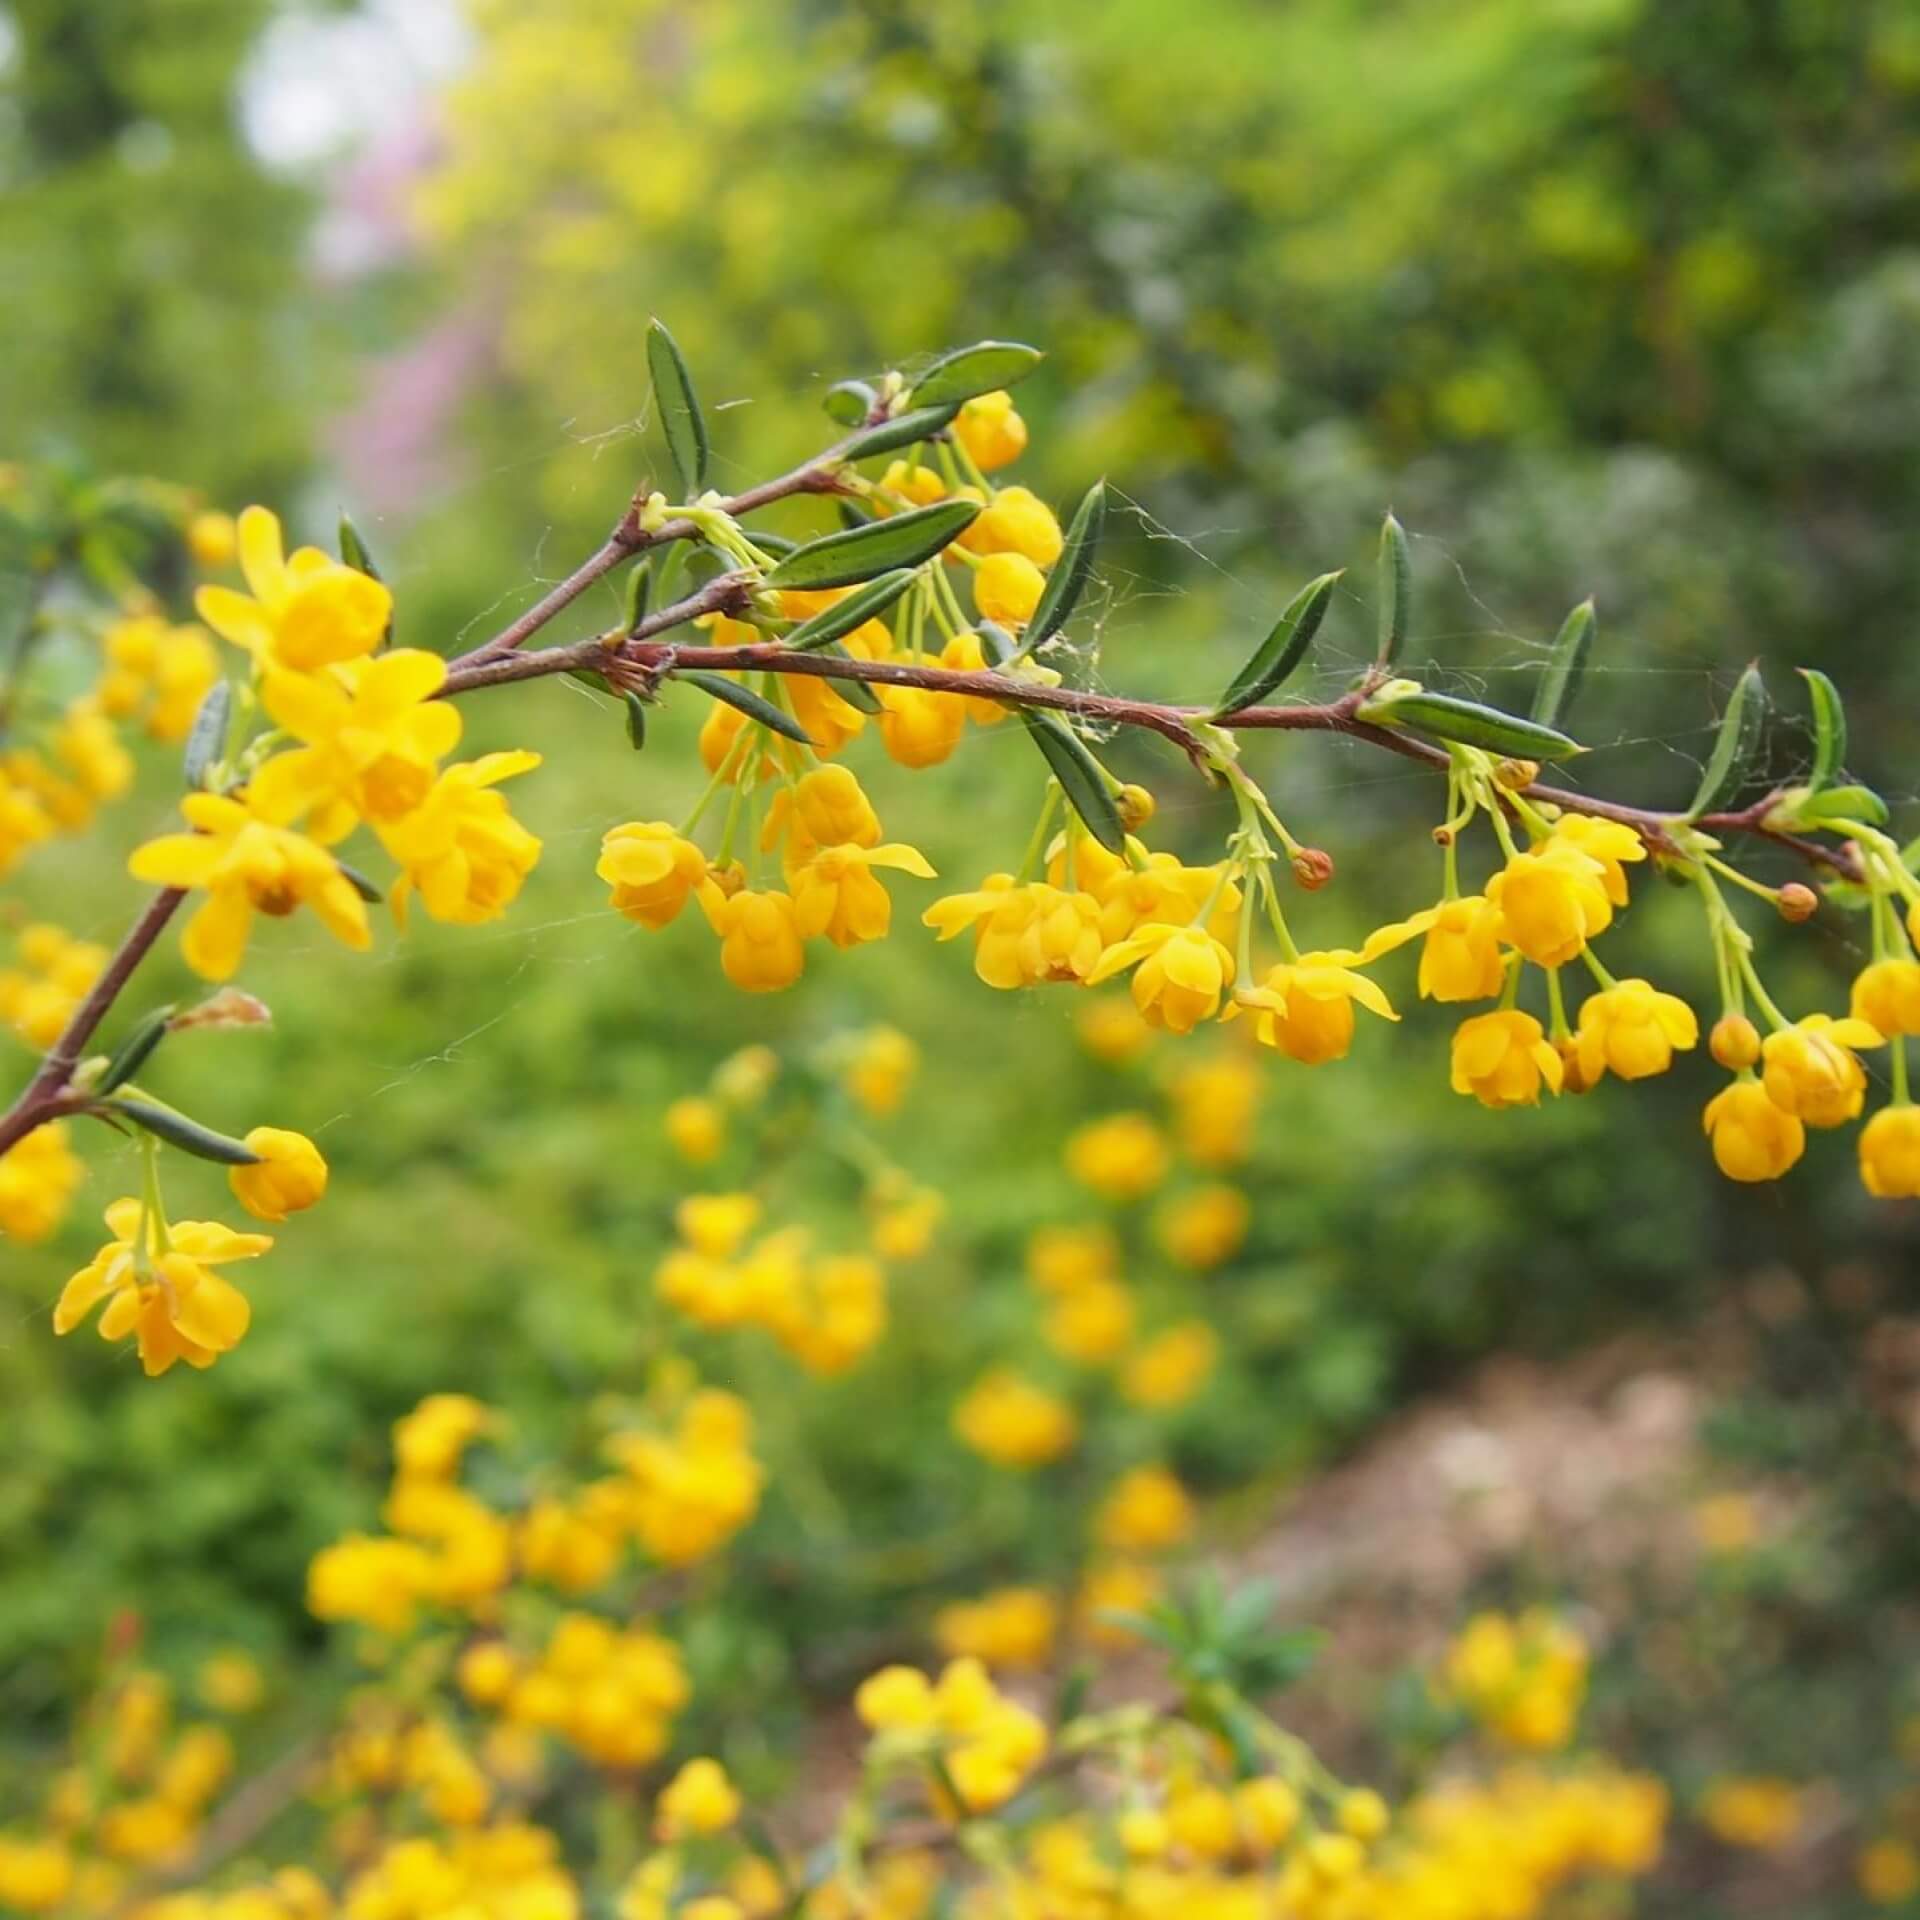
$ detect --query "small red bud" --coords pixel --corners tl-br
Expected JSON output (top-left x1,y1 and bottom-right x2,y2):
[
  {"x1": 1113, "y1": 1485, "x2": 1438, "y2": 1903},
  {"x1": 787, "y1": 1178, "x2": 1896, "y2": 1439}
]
[
  {"x1": 1291, "y1": 848, "x2": 1335, "y2": 891},
  {"x1": 1776, "y1": 882, "x2": 1817, "y2": 924}
]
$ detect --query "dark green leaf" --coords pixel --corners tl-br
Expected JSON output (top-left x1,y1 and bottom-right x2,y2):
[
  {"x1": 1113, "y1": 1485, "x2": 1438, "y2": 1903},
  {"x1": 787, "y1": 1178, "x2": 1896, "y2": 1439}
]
[
  {"x1": 1685, "y1": 664, "x2": 1766, "y2": 820},
  {"x1": 836, "y1": 500, "x2": 876, "y2": 532},
  {"x1": 646, "y1": 317, "x2": 709, "y2": 495},
  {"x1": 622, "y1": 559, "x2": 652, "y2": 634},
  {"x1": 1376, "y1": 511, "x2": 1411, "y2": 665},
  {"x1": 1531, "y1": 597, "x2": 1595, "y2": 730},
  {"x1": 1361, "y1": 690, "x2": 1581, "y2": 759},
  {"x1": 679, "y1": 670, "x2": 813, "y2": 745},
  {"x1": 182, "y1": 680, "x2": 230, "y2": 789},
  {"x1": 98, "y1": 1006, "x2": 177, "y2": 1095},
  {"x1": 1799, "y1": 667, "x2": 1846, "y2": 795},
  {"x1": 337, "y1": 510, "x2": 381, "y2": 581},
  {"x1": 784, "y1": 569, "x2": 918, "y2": 650},
  {"x1": 1021, "y1": 711, "x2": 1125, "y2": 853},
  {"x1": 751, "y1": 531, "x2": 799, "y2": 557},
  {"x1": 909, "y1": 340, "x2": 1044, "y2": 410},
  {"x1": 823, "y1": 379, "x2": 876, "y2": 426},
  {"x1": 765, "y1": 500, "x2": 979, "y2": 591},
  {"x1": 106, "y1": 1098, "x2": 260, "y2": 1165},
  {"x1": 834, "y1": 404, "x2": 962, "y2": 462},
  {"x1": 624, "y1": 691, "x2": 648, "y2": 750},
  {"x1": 1018, "y1": 480, "x2": 1106, "y2": 655},
  {"x1": 1212, "y1": 570, "x2": 1342, "y2": 715},
  {"x1": 335, "y1": 860, "x2": 385, "y2": 906}
]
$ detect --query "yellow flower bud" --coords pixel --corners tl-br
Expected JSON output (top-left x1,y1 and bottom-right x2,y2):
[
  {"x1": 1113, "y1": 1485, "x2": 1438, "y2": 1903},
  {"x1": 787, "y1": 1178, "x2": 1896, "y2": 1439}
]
[
  {"x1": 1702, "y1": 1078, "x2": 1805, "y2": 1182},
  {"x1": 230, "y1": 1128, "x2": 328, "y2": 1222},
  {"x1": 974, "y1": 551, "x2": 1046, "y2": 628},
  {"x1": 1860, "y1": 1106, "x2": 1920, "y2": 1199},
  {"x1": 1710, "y1": 1013, "x2": 1761, "y2": 1069}
]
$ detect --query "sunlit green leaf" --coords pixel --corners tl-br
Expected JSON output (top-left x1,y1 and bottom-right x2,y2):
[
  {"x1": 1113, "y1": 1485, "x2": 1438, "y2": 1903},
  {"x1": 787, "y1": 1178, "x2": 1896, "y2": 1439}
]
[
  {"x1": 1530, "y1": 597, "x2": 1594, "y2": 730},
  {"x1": 647, "y1": 317, "x2": 709, "y2": 495},
  {"x1": 1212, "y1": 570, "x2": 1342, "y2": 715},
  {"x1": 766, "y1": 500, "x2": 978, "y2": 591},
  {"x1": 909, "y1": 340, "x2": 1044, "y2": 410}
]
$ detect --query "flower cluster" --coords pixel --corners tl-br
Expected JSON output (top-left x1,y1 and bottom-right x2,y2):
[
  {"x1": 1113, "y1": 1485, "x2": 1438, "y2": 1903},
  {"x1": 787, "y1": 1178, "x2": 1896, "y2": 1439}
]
[{"x1": 1440, "y1": 1609, "x2": 1591, "y2": 1751}]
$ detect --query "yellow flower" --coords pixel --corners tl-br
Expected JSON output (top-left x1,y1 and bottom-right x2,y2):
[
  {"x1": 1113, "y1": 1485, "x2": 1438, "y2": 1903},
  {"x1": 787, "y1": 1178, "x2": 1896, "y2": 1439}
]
[
  {"x1": 968, "y1": 486, "x2": 1063, "y2": 566},
  {"x1": 1450, "y1": 1009, "x2": 1564, "y2": 1107},
  {"x1": 1098, "y1": 854, "x2": 1237, "y2": 946},
  {"x1": 954, "y1": 391, "x2": 1029, "y2": 472},
  {"x1": 51, "y1": 699, "x2": 134, "y2": 805},
  {"x1": 1860, "y1": 1105, "x2": 1920, "y2": 1198},
  {"x1": 1234, "y1": 958, "x2": 1397, "y2": 1064},
  {"x1": 1095, "y1": 1465, "x2": 1193, "y2": 1552},
  {"x1": 1078, "y1": 994, "x2": 1156, "y2": 1065},
  {"x1": 933, "y1": 1588, "x2": 1058, "y2": 1670},
  {"x1": 787, "y1": 673, "x2": 869, "y2": 757},
  {"x1": 394, "y1": 1393, "x2": 493, "y2": 1478},
  {"x1": 974, "y1": 551, "x2": 1046, "y2": 627},
  {"x1": 1574, "y1": 978, "x2": 1698, "y2": 1082},
  {"x1": 954, "y1": 1370, "x2": 1078, "y2": 1468},
  {"x1": 187, "y1": 508, "x2": 238, "y2": 569},
  {"x1": 784, "y1": 763, "x2": 884, "y2": 856},
  {"x1": 699, "y1": 884, "x2": 806, "y2": 991},
  {"x1": 792, "y1": 842, "x2": 937, "y2": 947},
  {"x1": 195, "y1": 505, "x2": 392, "y2": 671},
  {"x1": 196, "y1": 1649, "x2": 265, "y2": 1713},
  {"x1": 1860, "y1": 1838, "x2": 1920, "y2": 1905},
  {"x1": 53, "y1": 1197, "x2": 270, "y2": 1376},
  {"x1": 1043, "y1": 1279, "x2": 1135, "y2": 1363},
  {"x1": 923, "y1": 873, "x2": 1029, "y2": 988},
  {"x1": 666, "y1": 1096, "x2": 725, "y2": 1163},
  {"x1": 100, "y1": 615, "x2": 221, "y2": 742},
  {"x1": 1120, "y1": 1321, "x2": 1217, "y2": 1409},
  {"x1": 937, "y1": 628, "x2": 1010, "y2": 724},
  {"x1": 676, "y1": 1192, "x2": 761, "y2": 1259},
  {"x1": 876, "y1": 684, "x2": 966, "y2": 768},
  {"x1": 1415, "y1": 895, "x2": 1507, "y2": 1001},
  {"x1": 1026, "y1": 1223, "x2": 1119, "y2": 1294},
  {"x1": 878, "y1": 458, "x2": 947, "y2": 508},
  {"x1": 307, "y1": 1533, "x2": 435, "y2": 1635},
  {"x1": 854, "y1": 1664, "x2": 938, "y2": 1733},
  {"x1": 598, "y1": 821, "x2": 710, "y2": 928},
  {"x1": 0, "y1": 764, "x2": 54, "y2": 876},
  {"x1": 1703, "y1": 1077, "x2": 1806, "y2": 1181},
  {"x1": 1550, "y1": 813, "x2": 1646, "y2": 904},
  {"x1": 1076, "y1": 1561, "x2": 1160, "y2": 1648},
  {"x1": 1090, "y1": 922, "x2": 1236, "y2": 1033},
  {"x1": 656, "y1": 1758, "x2": 741, "y2": 1839},
  {"x1": 229, "y1": 1127, "x2": 328, "y2": 1222},
  {"x1": 1853, "y1": 958, "x2": 1920, "y2": 1037},
  {"x1": 844, "y1": 1025, "x2": 918, "y2": 1115},
  {"x1": 1170, "y1": 1055, "x2": 1260, "y2": 1168},
  {"x1": 1018, "y1": 884, "x2": 1107, "y2": 985},
  {"x1": 1700, "y1": 1777, "x2": 1802, "y2": 1852},
  {"x1": 128, "y1": 789, "x2": 372, "y2": 981},
  {"x1": 1488, "y1": 841, "x2": 1614, "y2": 967},
  {"x1": 0, "y1": 1121, "x2": 84, "y2": 1243},
  {"x1": 379, "y1": 751, "x2": 544, "y2": 927},
  {"x1": 1154, "y1": 1184, "x2": 1250, "y2": 1270},
  {"x1": 1759, "y1": 1013, "x2": 1882, "y2": 1126},
  {"x1": 1066, "y1": 1111, "x2": 1169, "y2": 1199}
]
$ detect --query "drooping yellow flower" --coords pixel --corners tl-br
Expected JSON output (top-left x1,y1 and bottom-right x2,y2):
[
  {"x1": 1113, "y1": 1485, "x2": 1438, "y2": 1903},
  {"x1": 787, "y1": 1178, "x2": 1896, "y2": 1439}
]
[
  {"x1": 1043, "y1": 1277, "x2": 1135, "y2": 1363},
  {"x1": 974, "y1": 551, "x2": 1046, "y2": 627},
  {"x1": 1489, "y1": 841, "x2": 1614, "y2": 967},
  {"x1": 1550, "y1": 814, "x2": 1647, "y2": 905},
  {"x1": 598, "y1": 821, "x2": 710, "y2": 929},
  {"x1": 1098, "y1": 854, "x2": 1238, "y2": 947},
  {"x1": 1120, "y1": 1321, "x2": 1218, "y2": 1409},
  {"x1": 1234, "y1": 958, "x2": 1398, "y2": 1064},
  {"x1": 842, "y1": 1025, "x2": 918, "y2": 1115},
  {"x1": 128, "y1": 788, "x2": 372, "y2": 981},
  {"x1": 1416, "y1": 895, "x2": 1507, "y2": 1001},
  {"x1": 876, "y1": 684, "x2": 966, "y2": 768},
  {"x1": 1018, "y1": 884, "x2": 1107, "y2": 985},
  {"x1": 1450, "y1": 1009, "x2": 1564, "y2": 1107},
  {"x1": 195, "y1": 505, "x2": 392, "y2": 671},
  {"x1": 791, "y1": 842, "x2": 936, "y2": 947},
  {"x1": 781, "y1": 763, "x2": 883, "y2": 858},
  {"x1": 1089, "y1": 922, "x2": 1236, "y2": 1033},
  {"x1": 53, "y1": 1198, "x2": 270, "y2": 1376},
  {"x1": 1852, "y1": 958, "x2": 1920, "y2": 1037},
  {"x1": 923, "y1": 874, "x2": 1028, "y2": 987},
  {"x1": 1095, "y1": 1465, "x2": 1194, "y2": 1553},
  {"x1": 1860, "y1": 1106, "x2": 1920, "y2": 1198},
  {"x1": 1759, "y1": 1013, "x2": 1882, "y2": 1127},
  {"x1": 1703, "y1": 1078, "x2": 1805, "y2": 1181},
  {"x1": 934, "y1": 1589, "x2": 1058, "y2": 1671},
  {"x1": 250, "y1": 652, "x2": 463, "y2": 840},
  {"x1": 786, "y1": 673, "x2": 868, "y2": 758},
  {"x1": 1155, "y1": 1184, "x2": 1250, "y2": 1270},
  {"x1": 967, "y1": 486, "x2": 1063, "y2": 567},
  {"x1": 378, "y1": 751, "x2": 544, "y2": 928},
  {"x1": 877, "y1": 458, "x2": 947, "y2": 508},
  {"x1": 954, "y1": 390, "x2": 1029, "y2": 471},
  {"x1": 656, "y1": 1758, "x2": 741, "y2": 1839},
  {"x1": 699, "y1": 884, "x2": 806, "y2": 991},
  {"x1": 229, "y1": 1127, "x2": 328, "y2": 1222},
  {"x1": 1170, "y1": 1055, "x2": 1260, "y2": 1168},
  {"x1": 1574, "y1": 978, "x2": 1698, "y2": 1082},
  {"x1": 0, "y1": 1121, "x2": 84, "y2": 1243}
]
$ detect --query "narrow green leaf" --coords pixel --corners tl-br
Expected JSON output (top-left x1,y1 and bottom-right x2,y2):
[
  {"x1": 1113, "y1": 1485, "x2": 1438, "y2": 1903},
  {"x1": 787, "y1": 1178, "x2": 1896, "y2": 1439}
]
[
  {"x1": 679, "y1": 670, "x2": 813, "y2": 745},
  {"x1": 1685, "y1": 664, "x2": 1767, "y2": 819},
  {"x1": 337, "y1": 511, "x2": 381, "y2": 580},
  {"x1": 766, "y1": 500, "x2": 979, "y2": 591},
  {"x1": 334, "y1": 860, "x2": 384, "y2": 906},
  {"x1": 1021, "y1": 712, "x2": 1125, "y2": 853},
  {"x1": 182, "y1": 680, "x2": 230, "y2": 789},
  {"x1": 98, "y1": 1006, "x2": 177, "y2": 1095},
  {"x1": 1792, "y1": 782, "x2": 1888, "y2": 830},
  {"x1": 823, "y1": 379, "x2": 876, "y2": 426},
  {"x1": 622, "y1": 559, "x2": 652, "y2": 635},
  {"x1": 646, "y1": 317, "x2": 709, "y2": 495},
  {"x1": 107, "y1": 1098, "x2": 261, "y2": 1166},
  {"x1": 817, "y1": 647, "x2": 882, "y2": 711},
  {"x1": 1212, "y1": 570, "x2": 1342, "y2": 715},
  {"x1": 836, "y1": 500, "x2": 876, "y2": 532},
  {"x1": 835, "y1": 404, "x2": 962, "y2": 462},
  {"x1": 1799, "y1": 667, "x2": 1846, "y2": 795},
  {"x1": 1020, "y1": 480, "x2": 1106, "y2": 654},
  {"x1": 1360, "y1": 690, "x2": 1581, "y2": 760},
  {"x1": 909, "y1": 340, "x2": 1044, "y2": 410},
  {"x1": 623, "y1": 691, "x2": 648, "y2": 750},
  {"x1": 1376, "y1": 511, "x2": 1411, "y2": 665},
  {"x1": 565, "y1": 668, "x2": 611, "y2": 693},
  {"x1": 784, "y1": 569, "x2": 918, "y2": 650},
  {"x1": 750, "y1": 531, "x2": 799, "y2": 557},
  {"x1": 1531, "y1": 598, "x2": 1595, "y2": 730}
]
